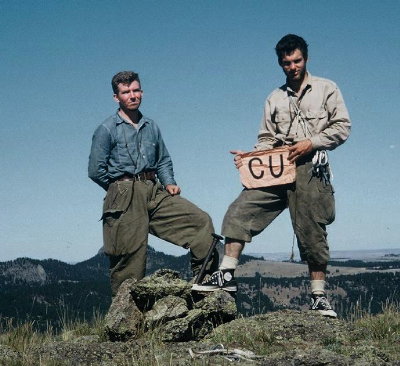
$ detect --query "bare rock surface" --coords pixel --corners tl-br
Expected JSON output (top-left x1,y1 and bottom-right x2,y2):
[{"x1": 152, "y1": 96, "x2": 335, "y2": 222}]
[
  {"x1": 21, "y1": 309, "x2": 399, "y2": 365},
  {"x1": 1, "y1": 309, "x2": 398, "y2": 365},
  {"x1": 1, "y1": 260, "x2": 47, "y2": 284},
  {"x1": 104, "y1": 269, "x2": 237, "y2": 342},
  {"x1": 144, "y1": 295, "x2": 188, "y2": 328},
  {"x1": 104, "y1": 278, "x2": 143, "y2": 341}
]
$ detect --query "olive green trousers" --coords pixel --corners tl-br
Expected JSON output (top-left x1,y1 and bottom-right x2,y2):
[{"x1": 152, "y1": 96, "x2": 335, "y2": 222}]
[
  {"x1": 102, "y1": 180, "x2": 218, "y2": 295},
  {"x1": 222, "y1": 160, "x2": 335, "y2": 266}
]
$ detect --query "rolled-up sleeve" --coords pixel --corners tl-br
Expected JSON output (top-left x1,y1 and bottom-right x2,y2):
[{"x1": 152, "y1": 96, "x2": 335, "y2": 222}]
[{"x1": 88, "y1": 125, "x2": 111, "y2": 191}]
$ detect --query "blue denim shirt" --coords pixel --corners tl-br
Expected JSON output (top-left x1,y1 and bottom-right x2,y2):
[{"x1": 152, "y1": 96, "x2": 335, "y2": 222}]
[{"x1": 88, "y1": 111, "x2": 176, "y2": 190}]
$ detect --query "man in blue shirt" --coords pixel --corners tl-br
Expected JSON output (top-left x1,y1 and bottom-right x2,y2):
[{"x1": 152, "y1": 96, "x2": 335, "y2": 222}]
[{"x1": 89, "y1": 71, "x2": 218, "y2": 295}]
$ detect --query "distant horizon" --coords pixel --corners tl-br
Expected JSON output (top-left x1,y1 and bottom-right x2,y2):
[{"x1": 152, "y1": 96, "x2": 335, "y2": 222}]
[
  {"x1": 250, "y1": 247, "x2": 400, "y2": 255},
  {"x1": 2, "y1": 246, "x2": 399, "y2": 265},
  {"x1": 248, "y1": 247, "x2": 400, "y2": 262}
]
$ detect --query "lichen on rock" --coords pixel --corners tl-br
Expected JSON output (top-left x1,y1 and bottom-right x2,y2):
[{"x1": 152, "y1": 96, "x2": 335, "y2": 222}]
[{"x1": 104, "y1": 269, "x2": 237, "y2": 342}]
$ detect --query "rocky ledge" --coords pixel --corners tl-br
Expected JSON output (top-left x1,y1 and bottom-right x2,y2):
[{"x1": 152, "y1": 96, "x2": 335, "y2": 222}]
[{"x1": 104, "y1": 269, "x2": 237, "y2": 342}]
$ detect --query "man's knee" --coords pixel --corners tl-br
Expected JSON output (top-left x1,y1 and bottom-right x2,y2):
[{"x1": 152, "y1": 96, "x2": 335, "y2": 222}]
[
  {"x1": 298, "y1": 241, "x2": 330, "y2": 266},
  {"x1": 196, "y1": 210, "x2": 214, "y2": 231},
  {"x1": 108, "y1": 250, "x2": 146, "y2": 296},
  {"x1": 186, "y1": 209, "x2": 215, "y2": 251}
]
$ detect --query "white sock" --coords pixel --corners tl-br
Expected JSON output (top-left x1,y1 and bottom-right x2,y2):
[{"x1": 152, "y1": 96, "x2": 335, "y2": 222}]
[
  {"x1": 219, "y1": 255, "x2": 239, "y2": 270},
  {"x1": 311, "y1": 280, "x2": 326, "y2": 295}
]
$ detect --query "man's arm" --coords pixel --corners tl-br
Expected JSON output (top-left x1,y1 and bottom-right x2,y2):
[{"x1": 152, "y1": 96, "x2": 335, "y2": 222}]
[
  {"x1": 309, "y1": 86, "x2": 351, "y2": 151},
  {"x1": 288, "y1": 85, "x2": 351, "y2": 163},
  {"x1": 153, "y1": 124, "x2": 178, "y2": 191},
  {"x1": 88, "y1": 125, "x2": 111, "y2": 191}
]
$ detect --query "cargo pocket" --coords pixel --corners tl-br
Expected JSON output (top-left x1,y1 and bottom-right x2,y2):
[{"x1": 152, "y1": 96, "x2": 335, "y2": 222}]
[
  {"x1": 102, "y1": 181, "x2": 133, "y2": 217},
  {"x1": 102, "y1": 181, "x2": 134, "y2": 255},
  {"x1": 314, "y1": 178, "x2": 335, "y2": 225}
]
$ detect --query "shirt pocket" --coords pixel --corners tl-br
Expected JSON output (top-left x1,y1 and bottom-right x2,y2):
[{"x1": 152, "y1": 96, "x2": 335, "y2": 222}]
[
  {"x1": 140, "y1": 140, "x2": 157, "y2": 163},
  {"x1": 102, "y1": 181, "x2": 133, "y2": 219},
  {"x1": 116, "y1": 142, "x2": 139, "y2": 166},
  {"x1": 274, "y1": 111, "x2": 291, "y2": 123},
  {"x1": 305, "y1": 109, "x2": 328, "y2": 129},
  {"x1": 273, "y1": 112, "x2": 292, "y2": 134}
]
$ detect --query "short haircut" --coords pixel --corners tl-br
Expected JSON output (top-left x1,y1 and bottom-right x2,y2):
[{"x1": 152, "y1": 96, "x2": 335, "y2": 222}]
[
  {"x1": 275, "y1": 34, "x2": 308, "y2": 63},
  {"x1": 111, "y1": 71, "x2": 141, "y2": 94}
]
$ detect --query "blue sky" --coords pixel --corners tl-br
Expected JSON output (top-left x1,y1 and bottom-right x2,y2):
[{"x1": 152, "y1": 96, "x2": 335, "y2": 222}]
[{"x1": 1, "y1": 0, "x2": 399, "y2": 262}]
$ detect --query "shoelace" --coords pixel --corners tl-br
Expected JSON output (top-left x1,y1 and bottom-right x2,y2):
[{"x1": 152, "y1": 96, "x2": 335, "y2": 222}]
[
  {"x1": 312, "y1": 296, "x2": 332, "y2": 310},
  {"x1": 203, "y1": 271, "x2": 222, "y2": 286}
]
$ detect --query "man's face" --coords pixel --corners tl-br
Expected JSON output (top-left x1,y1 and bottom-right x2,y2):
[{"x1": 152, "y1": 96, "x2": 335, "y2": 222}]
[
  {"x1": 113, "y1": 80, "x2": 143, "y2": 111},
  {"x1": 279, "y1": 48, "x2": 307, "y2": 83}
]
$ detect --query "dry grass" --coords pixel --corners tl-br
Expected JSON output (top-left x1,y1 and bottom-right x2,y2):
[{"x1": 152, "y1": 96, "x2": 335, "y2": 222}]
[
  {"x1": 355, "y1": 300, "x2": 400, "y2": 342},
  {"x1": 0, "y1": 300, "x2": 399, "y2": 365}
]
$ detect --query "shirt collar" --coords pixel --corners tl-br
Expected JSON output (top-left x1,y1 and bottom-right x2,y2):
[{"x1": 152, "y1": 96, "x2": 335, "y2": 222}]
[
  {"x1": 114, "y1": 110, "x2": 148, "y2": 127},
  {"x1": 285, "y1": 71, "x2": 313, "y2": 96}
]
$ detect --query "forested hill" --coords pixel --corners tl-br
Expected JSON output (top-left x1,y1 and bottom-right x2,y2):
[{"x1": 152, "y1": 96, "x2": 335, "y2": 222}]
[
  {"x1": 0, "y1": 245, "x2": 259, "y2": 286},
  {"x1": 0, "y1": 248, "x2": 398, "y2": 330}
]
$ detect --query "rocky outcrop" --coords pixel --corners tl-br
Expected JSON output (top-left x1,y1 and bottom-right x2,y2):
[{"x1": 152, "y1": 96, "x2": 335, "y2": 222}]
[
  {"x1": 104, "y1": 269, "x2": 237, "y2": 342},
  {"x1": 18, "y1": 309, "x2": 398, "y2": 366},
  {"x1": 1, "y1": 260, "x2": 47, "y2": 284},
  {"x1": 103, "y1": 278, "x2": 144, "y2": 341}
]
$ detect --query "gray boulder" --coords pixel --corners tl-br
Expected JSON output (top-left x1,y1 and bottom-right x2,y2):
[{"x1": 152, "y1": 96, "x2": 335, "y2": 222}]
[
  {"x1": 130, "y1": 269, "x2": 192, "y2": 311},
  {"x1": 158, "y1": 291, "x2": 237, "y2": 342},
  {"x1": 104, "y1": 269, "x2": 237, "y2": 342},
  {"x1": 104, "y1": 278, "x2": 143, "y2": 341},
  {"x1": 144, "y1": 295, "x2": 188, "y2": 329}
]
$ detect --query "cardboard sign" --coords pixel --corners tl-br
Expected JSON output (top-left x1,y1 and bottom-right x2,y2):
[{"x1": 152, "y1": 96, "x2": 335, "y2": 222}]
[{"x1": 238, "y1": 147, "x2": 296, "y2": 188}]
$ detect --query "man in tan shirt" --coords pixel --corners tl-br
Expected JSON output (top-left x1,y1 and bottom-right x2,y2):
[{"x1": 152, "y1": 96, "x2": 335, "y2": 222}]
[{"x1": 193, "y1": 34, "x2": 351, "y2": 318}]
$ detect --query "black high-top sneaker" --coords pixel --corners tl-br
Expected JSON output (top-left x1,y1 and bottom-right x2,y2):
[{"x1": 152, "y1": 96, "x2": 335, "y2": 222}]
[
  {"x1": 310, "y1": 294, "x2": 337, "y2": 318},
  {"x1": 191, "y1": 269, "x2": 237, "y2": 292}
]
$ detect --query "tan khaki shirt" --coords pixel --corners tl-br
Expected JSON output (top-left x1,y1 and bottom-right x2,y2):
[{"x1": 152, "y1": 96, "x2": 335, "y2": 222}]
[{"x1": 255, "y1": 73, "x2": 351, "y2": 151}]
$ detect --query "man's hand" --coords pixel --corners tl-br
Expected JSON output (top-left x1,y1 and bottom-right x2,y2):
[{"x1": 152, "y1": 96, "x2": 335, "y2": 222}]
[
  {"x1": 287, "y1": 139, "x2": 313, "y2": 163},
  {"x1": 230, "y1": 150, "x2": 244, "y2": 169},
  {"x1": 166, "y1": 184, "x2": 181, "y2": 195}
]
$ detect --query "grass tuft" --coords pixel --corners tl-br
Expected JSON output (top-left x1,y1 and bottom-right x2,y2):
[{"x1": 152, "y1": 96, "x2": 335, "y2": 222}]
[
  {"x1": 58, "y1": 308, "x2": 106, "y2": 341},
  {"x1": 355, "y1": 301, "x2": 400, "y2": 342},
  {"x1": 207, "y1": 316, "x2": 276, "y2": 355},
  {"x1": 0, "y1": 318, "x2": 53, "y2": 354}
]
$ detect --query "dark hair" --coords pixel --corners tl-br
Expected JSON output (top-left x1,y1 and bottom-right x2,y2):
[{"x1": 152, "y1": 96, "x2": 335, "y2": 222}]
[
  {"x1": 111, "y1": 71, "x2": 141, "y2": 94},
  {"x1": 275, "y1": 34, "x2": 308, "y2": 63}
]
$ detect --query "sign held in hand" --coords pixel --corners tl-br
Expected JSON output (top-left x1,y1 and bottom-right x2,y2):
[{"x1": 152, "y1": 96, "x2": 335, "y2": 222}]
[{"x1": 238, "y1": 147, "x2": 296, "y2": 188}]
